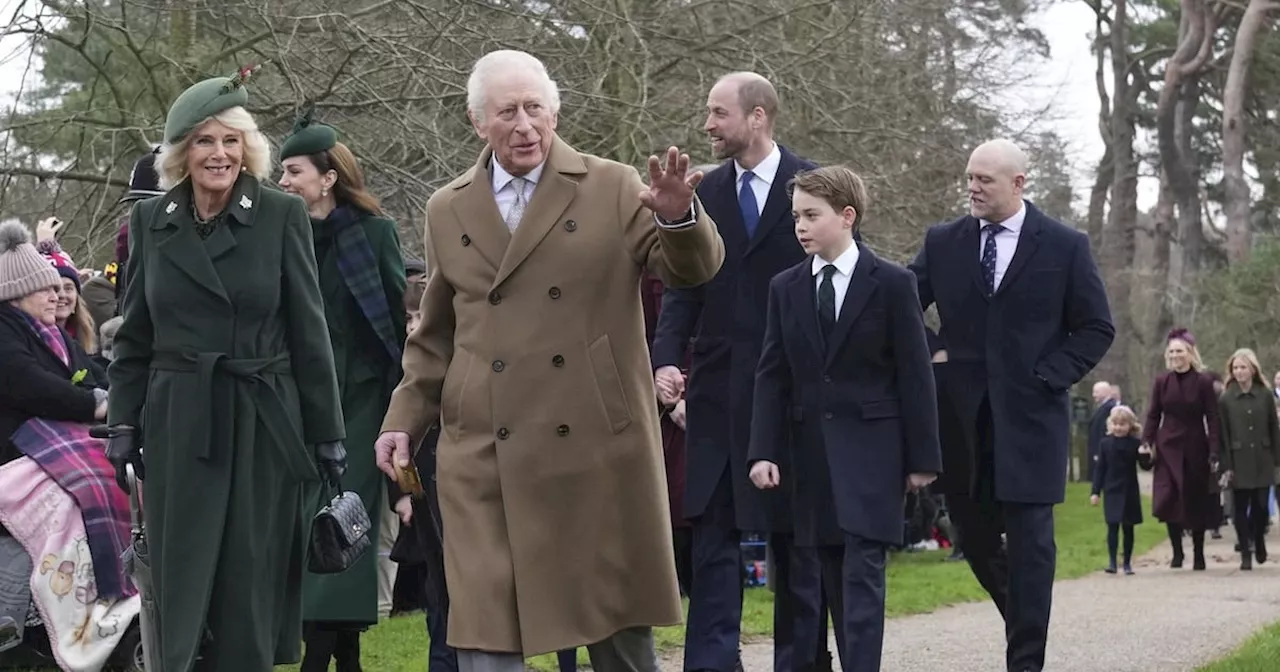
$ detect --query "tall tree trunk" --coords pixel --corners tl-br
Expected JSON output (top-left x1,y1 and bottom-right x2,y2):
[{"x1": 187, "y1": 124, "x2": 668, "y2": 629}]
[
  {"x1": 1222, "y1": 0, "x2": 1275, "y2": 264},
  {"x1": 1098, "y1": 0, "x2": 1138, "y2": 398},
  {"x1": 1158, "y1": 0, "x2": 1216, "y2": 311},
  {"x1": 1087, "y1": 5, "x2": 1113, "y2": 259},
  {"x1": 1174, "y1": 76, "x2": 1206, "y2": 291},
  {"x1": 1087, "y1": 147, "x2": 1114, "y2": 257}
]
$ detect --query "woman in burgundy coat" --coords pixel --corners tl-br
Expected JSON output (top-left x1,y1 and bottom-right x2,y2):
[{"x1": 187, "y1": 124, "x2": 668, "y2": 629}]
[
  {"x1": 641, "y1": 270, "x2": 693, "y2": 596},
  {"x1": 1142, "y1": 328, "x2": 1222, "y2": 570}
]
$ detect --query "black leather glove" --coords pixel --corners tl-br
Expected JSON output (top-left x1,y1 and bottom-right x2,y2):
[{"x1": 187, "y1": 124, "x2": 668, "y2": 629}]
[
  {"x1": 103, "y1": 425, "x2": 143, "y2": 494},
  {"x1": 314, "y1": 441, "x2": 347, "y2": 488}
]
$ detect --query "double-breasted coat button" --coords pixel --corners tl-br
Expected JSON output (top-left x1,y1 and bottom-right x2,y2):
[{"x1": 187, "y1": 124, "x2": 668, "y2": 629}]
[
  {"x1": 823, "y1": 375, "x2": 832, "y2": 383},
  {"x1": 557, "y1": 424, "x2": 570, "y2": 436},
  {"x1": 564, "y1": 220, "x2": 577, "y2": 232},
  {"x1": 488, "y1": 290, "x2": 501, "y2": 305},
  {"x1": 497, "y1": 428, "x2": 510, "y2": 440},
  {"x1": 548, "y1": 287, "x2": 562, "y2": 299},
  {"x1": 552, "y1": 355, "x2": 565, "y2": 367},
  {"x1": 824, "y1": 412, "x2": 834, "y2": 420},
  {"x1": 461, "y1": 234, "x2": 471, "y2": 246},
  {"x1": 492, "y1": 360, "x2": 505, "y2": 372}
]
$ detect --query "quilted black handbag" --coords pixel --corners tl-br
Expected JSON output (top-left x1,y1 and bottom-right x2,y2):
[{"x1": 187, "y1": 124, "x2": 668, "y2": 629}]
[{"x1": 309, "y1": 487, "x2": 372, "y2": 574}]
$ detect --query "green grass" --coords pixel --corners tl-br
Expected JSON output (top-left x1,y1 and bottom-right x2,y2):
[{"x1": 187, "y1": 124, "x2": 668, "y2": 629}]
[
  {"x1": 5, "y1": 483, "x2": 1160, "y2": 671},
  {"x1": 1196, "y1": 620, "x2": 1280, "y2": 671}
]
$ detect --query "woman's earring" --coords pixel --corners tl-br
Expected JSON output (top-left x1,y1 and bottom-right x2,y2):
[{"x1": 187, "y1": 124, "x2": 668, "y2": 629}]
[{"x1": 322, "y1": 188, "x2": 328, "y2": 197}]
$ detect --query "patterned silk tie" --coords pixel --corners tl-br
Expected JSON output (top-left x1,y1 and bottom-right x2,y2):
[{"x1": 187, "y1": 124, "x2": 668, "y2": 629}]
[
  {"x1": 980, "y1": 223, "x2": 1004, "y2": 295},
  {"x1": 504, "y1": 177, "x2": 529, "y2": 231}
]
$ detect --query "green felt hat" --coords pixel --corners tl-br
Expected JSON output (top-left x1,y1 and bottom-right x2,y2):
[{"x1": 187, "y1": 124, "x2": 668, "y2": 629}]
[
  {"x1": 163, "y1": 65, "x2": 259, "y2": 144},
  {"x1": 280, "y1": 105, "x2": 338, "y2": 159}
]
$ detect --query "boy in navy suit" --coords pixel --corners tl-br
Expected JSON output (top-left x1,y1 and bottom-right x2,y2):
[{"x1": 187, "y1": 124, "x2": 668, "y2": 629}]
[{"x1": 748, "y1": 166, "x2": 941, "y2": 672}]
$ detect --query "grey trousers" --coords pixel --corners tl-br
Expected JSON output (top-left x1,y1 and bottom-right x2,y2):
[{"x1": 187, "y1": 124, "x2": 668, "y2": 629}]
[{"x1": 457, "y1": 627, "x2": 658, "y2": 672}]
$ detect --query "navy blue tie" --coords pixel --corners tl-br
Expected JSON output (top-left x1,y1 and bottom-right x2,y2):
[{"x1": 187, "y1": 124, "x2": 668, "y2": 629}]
[
  {"x1": 981, "y1": 223, "x2": 1004, "y2": 295},
  {"x1": 739, "y1": 171, "x2": 760, "y2": 239}
]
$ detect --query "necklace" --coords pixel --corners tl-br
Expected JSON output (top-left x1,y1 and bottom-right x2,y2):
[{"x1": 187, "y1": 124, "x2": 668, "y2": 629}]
[{"x1": 191, "y1": 201, "x2": 226, "y2": 240}]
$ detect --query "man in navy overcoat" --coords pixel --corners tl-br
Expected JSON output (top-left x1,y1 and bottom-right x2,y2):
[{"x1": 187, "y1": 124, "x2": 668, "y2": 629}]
[
  {"x1": 908, "y1": 139, "x2": 1115, "y2": 672},
  {"x1": 652, "y1": 72, "x2": 828, "y2": 672}
]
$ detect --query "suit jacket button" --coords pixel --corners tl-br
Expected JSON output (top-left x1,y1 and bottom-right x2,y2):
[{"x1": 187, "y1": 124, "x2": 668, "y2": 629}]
[
  {"x1": 557, "y1": 424, "x2": 570, "y2": 436},
  {"x1": 488, "y1": 290, "x2": 501, "y2": 305},
  {"x1": 461, "y1": 234, "x2": 472, "y2": 246},
  {"x1": 552, "y1": 355, "x2": 565, "y2": 367},
  {"x1": 564, "y1": 220, "x2": 577, "y2": 232},
  {"x1": 548, "y1": 287, "x2": 562, "y2": 299},
  {"x1": 492, "y1": 360, "x2": 505, "y2": 372},
  {"x1": 497, "y1": 427, "x2": 510, "y2": 440},
  {"x1": 824, "y1": 412, "x2": 833, "y2": 420},
  {"x1": 823, "y1": 375, "x2": 832, "y2": 383}
]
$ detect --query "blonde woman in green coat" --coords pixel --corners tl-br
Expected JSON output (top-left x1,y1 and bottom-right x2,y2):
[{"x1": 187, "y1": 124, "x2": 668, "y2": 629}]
[
  {"x1": 1219, "y1": 348, "x2": 1280, "y2": 570},
  {"x1": 106, "y1": 70, "x2": 347, "y2": 671},
  {"x1": 278, "y1": 110, "x2": 407, "y2": 672}
]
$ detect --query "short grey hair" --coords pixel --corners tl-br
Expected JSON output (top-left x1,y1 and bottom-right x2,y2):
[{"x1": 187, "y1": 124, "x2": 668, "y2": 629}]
[
  {"x1": 156, "y1": 106, "x2": 271, "y2": 190},
  {"x1": 466, "y1": 50, "x2": 561, "y2": 122}
]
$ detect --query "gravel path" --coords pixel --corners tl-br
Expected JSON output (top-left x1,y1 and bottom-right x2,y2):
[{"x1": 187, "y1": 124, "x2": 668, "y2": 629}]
[
  {"x1": 659, "y1": 475, "x2": 1280, "y2": 671},
  {"x1": 656, "y1": 532, "x2": 1280, "y2": 672}
]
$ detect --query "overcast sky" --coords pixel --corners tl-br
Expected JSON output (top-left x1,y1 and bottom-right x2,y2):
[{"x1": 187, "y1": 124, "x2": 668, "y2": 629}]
[{"x1": 0, "y1": 1, "x2": 1154, "y2": 214}]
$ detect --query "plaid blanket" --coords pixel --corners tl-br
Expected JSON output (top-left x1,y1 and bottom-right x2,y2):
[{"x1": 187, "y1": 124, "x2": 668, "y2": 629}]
[
  {"x1": 331, "y1": 206, "x2": 403, "y2": 363},
  {"x1": 10, "y1": 418, "x2": 133, "y2": 600}
]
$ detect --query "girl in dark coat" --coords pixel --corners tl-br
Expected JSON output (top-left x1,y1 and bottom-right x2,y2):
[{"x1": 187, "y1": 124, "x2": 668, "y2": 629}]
[
  {"x1": 1218, "y1": 348, "x2": 1280, "y2": 570},
  {"x1": 1090, "y1": 405, "x2": 1144, "y2": 575},
  {"x1": 1142, "y1": 328, "x2": 1221, "y2": 571}
]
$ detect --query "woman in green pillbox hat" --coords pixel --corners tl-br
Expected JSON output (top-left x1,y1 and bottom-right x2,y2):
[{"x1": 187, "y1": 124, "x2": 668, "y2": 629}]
[
  {"x1": 105, "y1": 67, "x2": 348, "y2": 670},
  {"x1": 278, "y1": 108, "x2": 407, "y2": 672}
]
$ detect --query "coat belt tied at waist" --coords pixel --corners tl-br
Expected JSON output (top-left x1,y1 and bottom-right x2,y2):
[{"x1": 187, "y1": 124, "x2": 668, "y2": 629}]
[{"x1": 148, "y1": 350, "x2": 317, "y2": 481}]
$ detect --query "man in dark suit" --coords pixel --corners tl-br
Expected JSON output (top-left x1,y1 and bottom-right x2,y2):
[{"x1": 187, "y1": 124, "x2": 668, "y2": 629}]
[
  {"x1": 908, "y1": 139, "x2": 1115, "y2": 672},
  {"x1": 652, "y1": 72, "x2": 828, "y2": 672},
  {"x1": 1087, "y1": 381, "x2": 1119, "y2": 481},
  {"x1": 748, "y1": 166, "x2": 942, "y2": 672}
]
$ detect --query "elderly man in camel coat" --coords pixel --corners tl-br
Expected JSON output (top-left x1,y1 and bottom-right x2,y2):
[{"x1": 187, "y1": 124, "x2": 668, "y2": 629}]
[{"x1": 376, "y1": 49, "x2": 725, "y2": 672}]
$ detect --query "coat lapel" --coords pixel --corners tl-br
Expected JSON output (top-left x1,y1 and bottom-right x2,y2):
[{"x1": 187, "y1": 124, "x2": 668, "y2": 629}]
[
  {"x1": 450, "y1": 152, "x2": 511, "y2": 272},
  {"x1": 151, "y1": 181, "x2": 230, "y2": 304},
  {"x1": 206, "y1": 176, "x2": 259, "y2": 261},
  {"x1": 494, "y1": 137, "x2": 586, "y2": 289},
  {"x1": 704, "y1": 164, "x2": 747, "y2": 255},
  {"x1": 958, "y1": 216, "x2": 987, "y2": 299},
  {"x1": 746, "y1": 147, "x2": 797, "y2": 256},
  {"x1": 824, "y1": 246, "x2": 880, "y2": 369},
  {"x1": 995, "y1": 201, "x2": 1043, "y2": 296},
  {"x1": 787, "y1": 265, "x2": 824, "y2": 358}
]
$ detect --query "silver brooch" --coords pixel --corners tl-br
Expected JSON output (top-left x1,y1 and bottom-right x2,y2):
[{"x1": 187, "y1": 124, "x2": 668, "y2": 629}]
[
  {"x1": 165, "y1": 202, "x2": 177, "y2": 214},
  {"x1": 239, "y1": 195, "x2": 253, "y2": 210}
]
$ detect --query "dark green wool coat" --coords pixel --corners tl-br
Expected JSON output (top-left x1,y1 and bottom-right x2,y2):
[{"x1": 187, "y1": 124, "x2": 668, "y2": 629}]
[
  {"x1": 1218, "y1": 381, "x2": 1280, "y2": 490},
  {"x1": 107, "y1": 173, "x2": 344, "y2": 671},
  {"x1": 302, "y1": 208, "x2": 407, "y2": 624}
]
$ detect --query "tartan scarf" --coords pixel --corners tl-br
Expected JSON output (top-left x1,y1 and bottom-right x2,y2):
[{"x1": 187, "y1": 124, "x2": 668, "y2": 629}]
[
  {"x1": 10, "y1": 418, "x2": 134, "y2": 600},
  {"x1": 328, "y1": 206, "x2": 403, "y2": 363},
  {"x1": 19, "y1": 311, "x2": 70, "y2": 368}
]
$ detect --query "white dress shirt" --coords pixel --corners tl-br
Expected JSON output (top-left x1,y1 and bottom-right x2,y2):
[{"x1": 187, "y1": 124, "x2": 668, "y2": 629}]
[
  {"x1": 811, "y1": 243, "x2": 861, "y2": 319},
  {"x1": 977, "y1": 202, "x2": 1026, "y2": 291},
  {"x1": 734, "y1": 143, "x2": 781, "y2": 215},
  {"x1": 491, "y1": 159, "x2": 546, "y2": 225}
]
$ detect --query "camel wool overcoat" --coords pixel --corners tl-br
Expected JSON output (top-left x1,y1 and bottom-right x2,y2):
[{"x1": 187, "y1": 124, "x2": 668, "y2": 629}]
[{"x1": 381, "y1": 135, "x2": 725, "y2": 656}]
